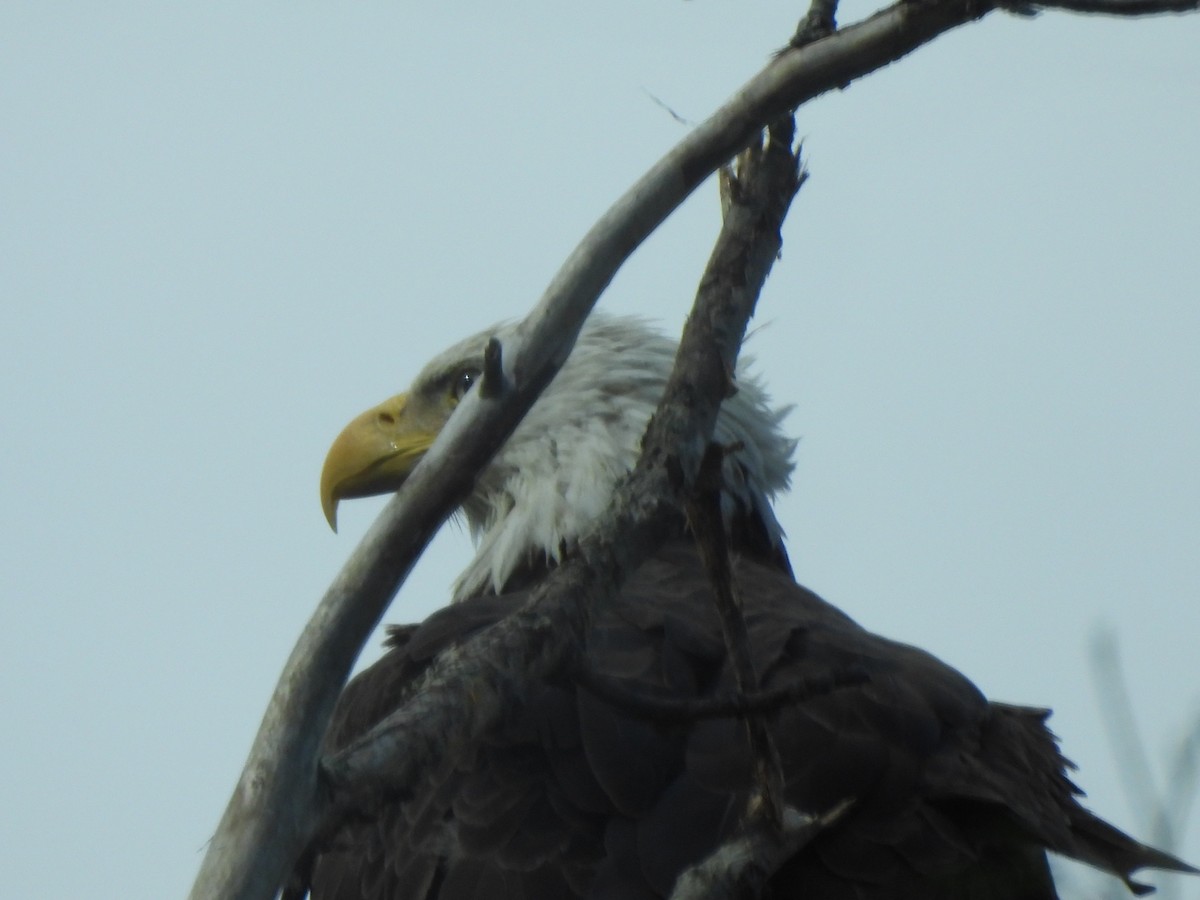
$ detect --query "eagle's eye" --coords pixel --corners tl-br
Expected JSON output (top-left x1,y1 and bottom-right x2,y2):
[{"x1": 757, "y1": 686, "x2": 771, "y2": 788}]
[{"x1": 449, "y1": 368, "x2": 479, "y2": 405}]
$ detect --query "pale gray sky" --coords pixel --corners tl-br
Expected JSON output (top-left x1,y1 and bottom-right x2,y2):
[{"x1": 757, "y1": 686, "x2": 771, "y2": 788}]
[{"x1": 1, "y1": 3, "x2": 1197, "y2": 898}]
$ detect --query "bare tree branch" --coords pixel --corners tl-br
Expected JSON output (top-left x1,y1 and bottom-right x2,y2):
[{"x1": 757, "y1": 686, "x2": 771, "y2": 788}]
[
  {"x1": 1163, "y1": 717, "x2": 1200, "y2": 866},
  {"x1": 1030, "y1": 0, "x2": 1196, "y2": 14},
  {"x1": 188, "y1": 0, "x2": 1199, "y2": 897},
  {"x1": 1090, "y1": 629, "x2": 1163, "y2": 835},
  {"x1": 1086, "y1": 630, "x2": 1200, "y2": 900}
]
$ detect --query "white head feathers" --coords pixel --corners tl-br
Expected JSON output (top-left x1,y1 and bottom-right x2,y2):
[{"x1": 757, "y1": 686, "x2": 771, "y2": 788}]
[{"x1": 411, "y1": 314, "x2": 796, "y2": 601}]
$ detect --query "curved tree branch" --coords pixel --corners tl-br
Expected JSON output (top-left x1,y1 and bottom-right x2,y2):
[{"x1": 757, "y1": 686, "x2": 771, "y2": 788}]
[{"x1": 188, "y1": 0, "x2": 1197, "y2": 897}]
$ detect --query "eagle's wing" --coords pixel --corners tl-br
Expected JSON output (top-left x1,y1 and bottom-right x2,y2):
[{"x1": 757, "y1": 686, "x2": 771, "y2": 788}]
[{"x1": 309, "y1": 543, "x2": 1193, "y2": 900}]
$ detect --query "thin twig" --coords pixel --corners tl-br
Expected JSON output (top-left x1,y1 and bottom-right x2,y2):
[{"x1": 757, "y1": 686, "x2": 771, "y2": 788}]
[
  {"x1": 687, "y1": 442, "x2": 788, "y2": 826},
  {"x1": 479, "y1": 337, "x2": 504, "y2": 399}
]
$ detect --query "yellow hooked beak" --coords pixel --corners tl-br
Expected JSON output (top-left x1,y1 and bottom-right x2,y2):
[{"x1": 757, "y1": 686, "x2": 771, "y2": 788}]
[{"x1": 319, "y1": 392, "x2": 439, "y2": 531}]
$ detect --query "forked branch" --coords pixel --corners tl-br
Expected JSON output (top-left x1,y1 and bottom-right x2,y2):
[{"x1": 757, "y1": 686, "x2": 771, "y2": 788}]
[{"x1": 188, "y1": 0, "x2": 1197, "y2": 896}]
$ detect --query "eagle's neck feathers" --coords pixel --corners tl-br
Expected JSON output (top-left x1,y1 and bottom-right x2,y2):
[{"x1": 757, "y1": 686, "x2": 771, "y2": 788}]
[{"x1": 431, "y1": 316, "x2": 796, "y2": 601}]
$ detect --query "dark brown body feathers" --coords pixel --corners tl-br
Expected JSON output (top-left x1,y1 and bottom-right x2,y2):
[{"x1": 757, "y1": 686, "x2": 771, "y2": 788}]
[{"x1": 310, "y1": 543, "x2": 1193, "y2": 900}]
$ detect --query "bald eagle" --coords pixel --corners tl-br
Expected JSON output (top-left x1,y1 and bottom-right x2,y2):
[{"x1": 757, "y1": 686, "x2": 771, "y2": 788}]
[{"x1": 311, "y1": 314, "x2": 1193, "y2": 900}]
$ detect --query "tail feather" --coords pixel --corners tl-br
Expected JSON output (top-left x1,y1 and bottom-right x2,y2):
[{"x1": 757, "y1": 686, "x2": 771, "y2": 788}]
[{"x1": 1064, "y1": 810, "x2": 1198, "y2": 896}]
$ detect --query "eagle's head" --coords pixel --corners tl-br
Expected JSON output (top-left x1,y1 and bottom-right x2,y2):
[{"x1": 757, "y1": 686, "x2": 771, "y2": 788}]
[{"x1": 321, "y1": 314, "x2": 796, "y2": 600}]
